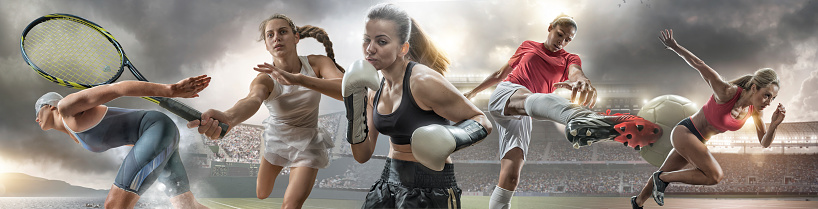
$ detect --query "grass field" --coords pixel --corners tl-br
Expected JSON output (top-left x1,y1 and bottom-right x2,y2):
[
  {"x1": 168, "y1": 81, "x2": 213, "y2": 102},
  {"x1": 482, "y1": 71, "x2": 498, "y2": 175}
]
[{"x1": 200, "y1": 196, "x2": 818, "y2": 209}]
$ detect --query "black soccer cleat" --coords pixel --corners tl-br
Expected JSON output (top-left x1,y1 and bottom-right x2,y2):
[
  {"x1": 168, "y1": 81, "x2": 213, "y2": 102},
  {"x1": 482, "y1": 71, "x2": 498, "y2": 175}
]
[{"x1": 565, "y1": 110, "x2": 662, "y2": 149}]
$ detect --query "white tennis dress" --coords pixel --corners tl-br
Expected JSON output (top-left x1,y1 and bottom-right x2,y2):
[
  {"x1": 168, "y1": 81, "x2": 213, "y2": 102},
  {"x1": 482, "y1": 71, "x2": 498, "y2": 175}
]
[{"x1": 261, "y1": 56, "x2": 333, "y2": 168}]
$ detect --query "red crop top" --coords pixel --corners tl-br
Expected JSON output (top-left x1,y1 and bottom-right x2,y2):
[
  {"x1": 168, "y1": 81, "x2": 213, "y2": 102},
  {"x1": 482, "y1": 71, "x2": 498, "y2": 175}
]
[{"x1": 702, "y1": 88, "x2": 753, "y2": 132}]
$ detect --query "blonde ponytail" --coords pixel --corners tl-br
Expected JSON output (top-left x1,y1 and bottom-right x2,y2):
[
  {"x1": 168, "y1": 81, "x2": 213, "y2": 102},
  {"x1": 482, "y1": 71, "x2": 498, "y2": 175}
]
[{"x1": 729, "y1": 68, "x2": 779, "y2": 90}]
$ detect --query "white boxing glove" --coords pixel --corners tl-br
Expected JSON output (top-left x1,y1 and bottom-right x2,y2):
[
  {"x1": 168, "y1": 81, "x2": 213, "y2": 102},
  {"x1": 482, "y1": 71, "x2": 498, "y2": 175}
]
[
  {"x1": 342, "y1": 60, "x2": 380, "y2": 144},
  {"x1": 411, "y1": 119, "x2": 488, "y2": 171}
]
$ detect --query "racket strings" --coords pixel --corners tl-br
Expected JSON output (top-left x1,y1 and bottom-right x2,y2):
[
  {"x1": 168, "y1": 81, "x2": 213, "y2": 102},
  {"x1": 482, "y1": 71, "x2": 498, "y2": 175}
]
[{"x1": 23, "y1": 18, "x2": 122, "y2": 86}]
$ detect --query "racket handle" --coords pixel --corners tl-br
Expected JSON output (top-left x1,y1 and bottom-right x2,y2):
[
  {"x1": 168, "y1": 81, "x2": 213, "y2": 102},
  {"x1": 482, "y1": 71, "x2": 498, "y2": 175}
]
[{"x1": 154, "y1": 97, "x2": 229, "y2": 138}]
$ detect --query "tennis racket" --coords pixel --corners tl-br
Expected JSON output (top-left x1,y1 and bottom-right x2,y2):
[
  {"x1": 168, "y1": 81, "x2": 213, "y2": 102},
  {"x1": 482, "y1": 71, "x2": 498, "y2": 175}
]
[{"x1": 20, "y1": 13, "x2": 228, "y2": 138}]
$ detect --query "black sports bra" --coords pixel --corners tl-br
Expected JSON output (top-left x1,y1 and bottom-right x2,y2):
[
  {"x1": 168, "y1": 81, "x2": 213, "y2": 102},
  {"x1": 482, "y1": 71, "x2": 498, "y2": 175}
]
[{"x1": 372, "y1": 61, "x2": 449, "y2": 145}]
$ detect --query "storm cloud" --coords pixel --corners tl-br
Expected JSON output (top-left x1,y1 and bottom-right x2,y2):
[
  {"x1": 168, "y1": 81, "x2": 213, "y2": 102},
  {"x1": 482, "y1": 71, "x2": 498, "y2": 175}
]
[{"x1": 0, "y1": 0, "x2": 816, "y2": 189}]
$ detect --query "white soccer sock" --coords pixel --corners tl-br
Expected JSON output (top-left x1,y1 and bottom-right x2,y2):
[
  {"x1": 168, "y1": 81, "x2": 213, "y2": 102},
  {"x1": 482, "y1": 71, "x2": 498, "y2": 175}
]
[
  {"x1": 524, "y1": 93, "x2": 591, "y2": 124},
  {"x1": 489, "y1": 186, "x2": 514, "y2": 209}
]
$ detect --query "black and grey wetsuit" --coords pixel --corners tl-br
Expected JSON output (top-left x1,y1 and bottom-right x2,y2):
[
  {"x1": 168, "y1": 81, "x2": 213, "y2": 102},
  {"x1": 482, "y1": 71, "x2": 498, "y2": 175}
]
[{"x1": 64, "y1": 107, "x2": 189, "y2": 196}]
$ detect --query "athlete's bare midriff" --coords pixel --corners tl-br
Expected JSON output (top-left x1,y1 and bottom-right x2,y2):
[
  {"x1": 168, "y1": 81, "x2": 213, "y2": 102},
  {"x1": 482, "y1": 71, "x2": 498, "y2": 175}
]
[
  {"x1": 389, "y1": 142, "x2": 453, "y2": 164},
  {"x1": 690, "y1": 111, "x2": 725, "y2": 139}
]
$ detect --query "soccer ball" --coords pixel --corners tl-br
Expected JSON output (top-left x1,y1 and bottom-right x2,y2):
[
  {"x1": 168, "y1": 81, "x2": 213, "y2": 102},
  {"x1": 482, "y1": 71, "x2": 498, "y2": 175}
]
[{"x1": 637, "y1": 95, "x2": 698, "y2": 167}]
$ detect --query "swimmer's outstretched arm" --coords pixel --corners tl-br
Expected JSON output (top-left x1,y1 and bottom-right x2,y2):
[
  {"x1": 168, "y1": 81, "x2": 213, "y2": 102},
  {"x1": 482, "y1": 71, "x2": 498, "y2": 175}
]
[{"x1": 58, "y1": 75, "x2": 211, "y2": 117}]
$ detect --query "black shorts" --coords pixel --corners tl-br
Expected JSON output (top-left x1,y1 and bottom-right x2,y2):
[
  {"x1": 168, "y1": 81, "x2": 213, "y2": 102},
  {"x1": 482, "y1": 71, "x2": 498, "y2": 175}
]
[
  {"x1": 677, "y1": 117, "x2": 706, "y2": 143},
  {"x1": 362, "y1": 158, "x2": 461, "y2": 209}
]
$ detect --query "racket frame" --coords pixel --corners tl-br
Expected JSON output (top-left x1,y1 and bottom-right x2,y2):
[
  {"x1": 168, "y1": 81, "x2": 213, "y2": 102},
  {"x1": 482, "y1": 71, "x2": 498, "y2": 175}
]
[{"x1": 21, "y1": 13, "x2": 228, "y2": 137}]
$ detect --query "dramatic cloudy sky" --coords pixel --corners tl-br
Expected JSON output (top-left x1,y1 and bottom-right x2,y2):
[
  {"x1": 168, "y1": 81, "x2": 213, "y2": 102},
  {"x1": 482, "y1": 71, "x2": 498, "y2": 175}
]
[{"x1": 0, "y1": 0, "x2": 816, "y2": 190}]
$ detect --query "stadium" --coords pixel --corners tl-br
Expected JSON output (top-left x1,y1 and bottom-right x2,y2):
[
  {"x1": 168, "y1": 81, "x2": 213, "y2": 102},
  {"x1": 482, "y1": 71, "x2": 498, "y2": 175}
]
[
  {"x1": 2, "y1": 0, "x2": 817, "y2": 208},
  {"x1": 187, "y1": 80, "x2": 818, "y2": 208}
]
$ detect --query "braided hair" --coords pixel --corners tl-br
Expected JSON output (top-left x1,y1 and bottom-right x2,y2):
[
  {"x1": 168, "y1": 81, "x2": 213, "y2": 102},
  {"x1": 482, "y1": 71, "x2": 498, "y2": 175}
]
[{"x1": 258, "y1": 14, "x2": 344, "y2": 72}]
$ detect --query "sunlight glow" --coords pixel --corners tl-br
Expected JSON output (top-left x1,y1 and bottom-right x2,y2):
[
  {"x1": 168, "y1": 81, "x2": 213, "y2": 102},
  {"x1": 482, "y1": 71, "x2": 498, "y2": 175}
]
[
  {"x1": 434, "y1": 28, "x2": 465, "y2": 65},
  {"x1": 554, "y1": 88, "x2": 573, "y2": 101},
  {"x1": 0, "y1": 157, "x2": 8, "y2": 173},
  {"x1": 743, "y1": 117, "x2": 755, "y2": 129},
  {"x1": 536, "y1": 1, "x2": 571, "y2": 27}
]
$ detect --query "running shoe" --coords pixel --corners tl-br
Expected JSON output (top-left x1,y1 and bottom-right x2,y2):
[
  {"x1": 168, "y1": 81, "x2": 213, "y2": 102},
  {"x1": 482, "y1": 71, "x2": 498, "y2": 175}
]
[
  {"x1": 565, "y1": 109, "x2": 662, "y2": 149},
  {"x1": 652, "y1": 171, "x2": 669, "y2": 206},
  {"x1": 631, "y1": 196, "x2": 643, "y2": 209}
]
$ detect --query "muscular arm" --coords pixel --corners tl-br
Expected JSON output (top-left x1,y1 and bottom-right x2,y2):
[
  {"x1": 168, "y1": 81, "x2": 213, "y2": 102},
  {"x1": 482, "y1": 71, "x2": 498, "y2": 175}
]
[
  {"x1": 755, "y1": 104, "x2": 785, "y2": 148},
  {"x1": 464, "y1": 63, "x2": 513, "y2": 99},
  {"x1": 189, "y1": 73, "x2": 275, "y2": 139},
  {"x1": 222, "y1": 74, "x2": 276, "y2": 126},
  {"x1": 303, "y1": 55, "x2": 343, "y2": 100},
  {"x1": 58, "y1": 74, "x2": 209, "y2": 117},
  {"x1": 554, "y1": 64, "x2": 598, "y2": 107},
  {"x1": 752, "y1": 111, "x2": 775, "y2": 148},
  {"x1": 669, "y1": 45, "x2": 733, "y2": 100},
  {"x1": 350, "y1": 90, "x2": 380, "y2": 163},
  {"x1": 567, "y1": 64, "x2": 589, "y2": 83},
  {"x1": 58, "y1": 81, "x2": 170, "y2": 117},
  {"x1": 415, "y1": 67, "x2": 493, "y2": 135},
  {"x1": 256, "y1": 55, "x2": 343, "y2": 101},
  {"x1": 660, "y1": 29, "x2": 732, "y2": 101}
]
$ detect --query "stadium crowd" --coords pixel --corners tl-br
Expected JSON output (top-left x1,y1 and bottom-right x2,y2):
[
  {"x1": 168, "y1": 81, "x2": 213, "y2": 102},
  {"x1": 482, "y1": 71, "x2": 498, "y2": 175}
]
[
  {"x1": 205, "y1": 112, "x2": 818, "y2": 195},
  {"x1": 318, "y1": 153, "x2": 818, "y2": 195},
  {"x1": 206, "y1": 113, "x2": 344, "y2": 164},
  {"x1": 204, "y1": 124, "x2": 262, "y2": 164},
  {"x1": 450, "y1": 141, "x2": 641, "y2": 162},
  {"x1": 318, "y1": 161, "x2": 383, "y2": 189}
]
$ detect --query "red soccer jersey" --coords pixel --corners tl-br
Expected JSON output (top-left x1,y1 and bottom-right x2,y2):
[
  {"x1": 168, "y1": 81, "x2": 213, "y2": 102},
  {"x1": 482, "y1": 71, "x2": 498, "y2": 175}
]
[{"x1": 503, "y1": 40, "x2": 582, "y2": 94}]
